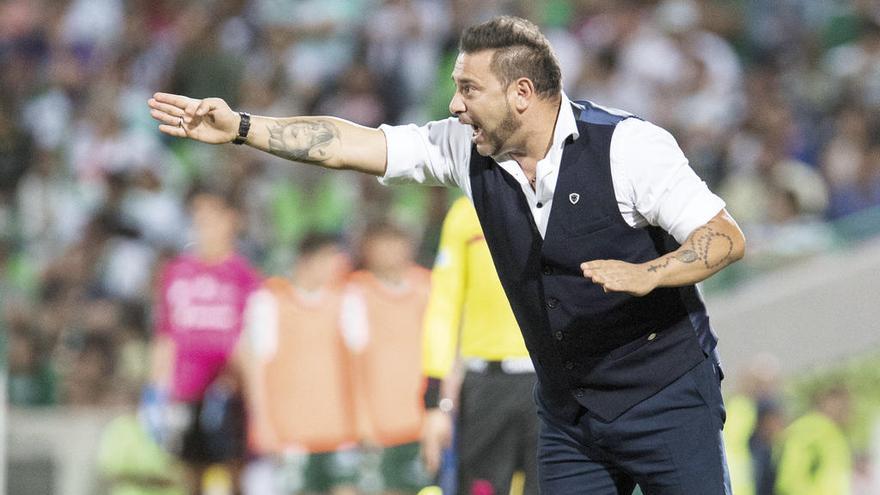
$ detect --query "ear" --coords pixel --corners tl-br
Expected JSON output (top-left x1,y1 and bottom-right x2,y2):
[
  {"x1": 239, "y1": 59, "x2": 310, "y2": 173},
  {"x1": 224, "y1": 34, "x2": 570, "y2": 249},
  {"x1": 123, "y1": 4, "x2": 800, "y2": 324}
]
[{"x1": 510, "y1": 77, "x2": 535, "y2": 112}]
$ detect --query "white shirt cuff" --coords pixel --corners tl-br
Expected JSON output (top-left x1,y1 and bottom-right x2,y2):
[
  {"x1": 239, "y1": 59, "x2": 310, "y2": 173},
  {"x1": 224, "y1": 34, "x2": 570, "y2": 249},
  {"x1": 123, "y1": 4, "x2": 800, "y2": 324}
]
[{"x1": 378, "y1": 123, "x2": 429, "y2": 186}]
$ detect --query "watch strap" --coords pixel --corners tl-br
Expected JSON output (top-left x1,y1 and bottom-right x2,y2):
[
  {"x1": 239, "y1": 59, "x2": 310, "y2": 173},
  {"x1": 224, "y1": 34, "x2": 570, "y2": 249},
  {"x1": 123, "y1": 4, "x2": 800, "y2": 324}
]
[{"x1": 232, "y1": 112, "x2": 251, "y2": 145}]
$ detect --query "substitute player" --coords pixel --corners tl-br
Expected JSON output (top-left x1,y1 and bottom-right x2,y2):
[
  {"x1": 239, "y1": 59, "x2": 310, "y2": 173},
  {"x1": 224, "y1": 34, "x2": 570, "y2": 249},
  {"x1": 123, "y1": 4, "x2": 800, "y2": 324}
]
[
  {"x1": 236, "y1": 232, "x2": 359, "y2": 495},
  {"x1": 150, "y1": 184, "x2": 261, "y2": 495},
  {"x1": 341, "y1": 222, "x2": 432, "y2": 495}
]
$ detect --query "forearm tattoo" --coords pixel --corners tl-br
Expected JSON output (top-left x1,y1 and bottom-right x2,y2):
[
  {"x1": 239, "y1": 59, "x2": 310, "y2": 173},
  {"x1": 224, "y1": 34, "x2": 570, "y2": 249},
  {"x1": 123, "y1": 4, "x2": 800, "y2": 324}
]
[
  {"x1": 267, "y1": 119, "x2": 340, "y2": 163},
  {"x1": 647, "y1": 226, "x2": 734, "y2": 273}
]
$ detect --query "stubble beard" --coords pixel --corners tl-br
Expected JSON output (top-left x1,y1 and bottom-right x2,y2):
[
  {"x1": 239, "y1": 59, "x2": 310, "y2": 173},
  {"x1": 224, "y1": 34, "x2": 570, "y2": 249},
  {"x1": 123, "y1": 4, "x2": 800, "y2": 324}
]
[{"x1": 479, "y1": 102, "x2": 522, "y2": 157}]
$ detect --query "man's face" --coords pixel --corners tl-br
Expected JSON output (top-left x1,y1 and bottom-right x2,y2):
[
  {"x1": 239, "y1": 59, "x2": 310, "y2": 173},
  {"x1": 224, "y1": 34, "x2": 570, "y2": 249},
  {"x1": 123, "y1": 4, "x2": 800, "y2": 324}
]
[
  {"x1": 191, "y1": 194, "x2": 238, "y2": 251},
  {"x1": 449, "y1": 50, "x2": 522, "y2": 157},
  {"x1": 363, "y1": 234, "x2": 413, "y2": 274},
  {"x1": 303, "y1": 245, "x2": 351, "y2": 286}
]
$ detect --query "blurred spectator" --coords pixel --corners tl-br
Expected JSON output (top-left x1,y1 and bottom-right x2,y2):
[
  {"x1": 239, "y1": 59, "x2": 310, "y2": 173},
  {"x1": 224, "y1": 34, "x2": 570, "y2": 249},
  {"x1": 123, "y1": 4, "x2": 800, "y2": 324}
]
[
  {"x1": 97, "y1": 377, "x2": 185, "y2": 495},
  {"x1": 237, "y1": 231, "x2": 358, "y2": 495},
  {"x1": 361, "y1": 0, "x2": 450, "y2": 123},
  {"x1": 827, "y1": 141, "x2": 880, "y2": 220},
  {"x1": 168, "y1": 3, "x2": 247, "y2": 108},
  {"x1": 823, "y1": 17, "x2": 880, "y2": 110},
  {"x1": 251, "y1": 0, "x2": 367, "y2": 103},
  {"x1": 775, "y1": 385, "x2": 854, "y2": 495},
  {"x1": 821, "y1": 106, "x2": 872, "y2": 193},
  {"x1": 749, "y1": 398, "x2": 785, "y2": 495},
  {"x1": 0, "y1": 98, "x2": 33, "y2": 202},
  {"x1": 851, "y1": 451, "x2": 879, "y2": 495},
  {"x1": 58, "y1": 301, "x2": 121, "y2": 405},
  {"x1": 342, "y1": 222, "x2": 432, "y2": 494},
  {"x1": 721, "y1": 104, "x2": 832, "y2": 257},
  {"x1": 15, "y1": 151, "x2": 93, "y2": 265},
  {"x1": 6, "y1": 310, "x2": 57, "y2": 407},
  {"x1": 149, "y1": 184, "x2": 261, "y2": 494},
  {"x1": 724, "y1": 353, "x2": 783, "y2": 495}
]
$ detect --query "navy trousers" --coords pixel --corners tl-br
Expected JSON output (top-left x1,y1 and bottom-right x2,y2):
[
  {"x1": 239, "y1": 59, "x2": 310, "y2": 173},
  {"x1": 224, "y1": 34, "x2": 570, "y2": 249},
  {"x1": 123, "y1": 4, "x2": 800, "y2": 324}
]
[{"x1": 536, "y1": 358, "x2": 731, "y2": 494}]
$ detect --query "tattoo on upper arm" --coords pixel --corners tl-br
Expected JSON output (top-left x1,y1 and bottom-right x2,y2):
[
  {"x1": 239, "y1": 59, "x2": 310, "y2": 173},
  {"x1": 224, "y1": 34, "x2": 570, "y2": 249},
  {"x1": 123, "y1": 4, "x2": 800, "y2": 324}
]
[
  {"x1": 267, "y1": 120, "x2": 340, "y2": 163},
  {"x1": 646, "y1": 226, "x2": 733, "y2": 272},
  {"x1": 692, "y1": 226, "x2": 734, "y2": 269}
]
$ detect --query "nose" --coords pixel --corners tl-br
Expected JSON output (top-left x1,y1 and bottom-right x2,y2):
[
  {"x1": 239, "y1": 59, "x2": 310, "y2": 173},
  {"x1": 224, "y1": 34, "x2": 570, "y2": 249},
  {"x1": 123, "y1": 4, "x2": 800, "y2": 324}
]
[{"x1": 449, "y1": 91, "x2": 465, "y2": 117}]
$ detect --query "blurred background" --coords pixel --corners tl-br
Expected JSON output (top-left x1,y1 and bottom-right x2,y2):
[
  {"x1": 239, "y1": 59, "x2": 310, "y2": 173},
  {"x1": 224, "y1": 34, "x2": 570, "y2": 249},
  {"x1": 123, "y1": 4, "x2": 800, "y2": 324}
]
[{"x1": 2, "y1": 0, "x2": 880, "y2": 494}]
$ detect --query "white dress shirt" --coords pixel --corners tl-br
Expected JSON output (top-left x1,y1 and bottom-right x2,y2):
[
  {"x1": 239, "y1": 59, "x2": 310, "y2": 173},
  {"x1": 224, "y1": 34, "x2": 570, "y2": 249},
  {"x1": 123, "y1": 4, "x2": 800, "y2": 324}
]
[{"x1": 379, "y1": 94, "x2": 725, "y2": 244}]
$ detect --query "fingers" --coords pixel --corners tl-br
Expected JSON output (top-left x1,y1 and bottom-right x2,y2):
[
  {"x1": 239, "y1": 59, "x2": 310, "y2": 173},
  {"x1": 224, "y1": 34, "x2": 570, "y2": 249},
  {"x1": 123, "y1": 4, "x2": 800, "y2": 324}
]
[
  {"x1": 157, "y1": 124, "x2": 188, "y2": 138},
  {"x1": 580, "y1": 259, "x2": 653, "y2": 296},
  {"x1": 580, "y1": 260, "x2": 603, "y2": 281},
  {"x1": 148, "y1": 94, "x2": 191, "y2": 133},
  {"x1": 149, "y1": 93, "x2": 205, "y2": 124},
  {"x1": 183, "y1": 98, "x2": 201, "y2": 124},
  {"x1": 152, "y1": 92, "x2": 193, "y2": 109},
  {"x1": 421, "y1": 443, "x2": 441, "y2": 475},
  {"x1": 196, "y1": 98, "x2": 218, "y2": 117},
  {"x1": 150, "y1": 108, "x2": 183, "y2": 127},
  {"x1": 581, "y1": 260, "x2": 615, "y2": 292},
  {"x1": 147, "y1": 98, "x2": 185, "y2": 117}
]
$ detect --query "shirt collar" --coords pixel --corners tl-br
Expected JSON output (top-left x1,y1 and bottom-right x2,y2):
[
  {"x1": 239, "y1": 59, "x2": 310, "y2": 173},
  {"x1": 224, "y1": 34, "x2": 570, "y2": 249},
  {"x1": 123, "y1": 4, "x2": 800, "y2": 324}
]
[{"x1": 557, "y1": 91, "x2": 580, "y2": 144}]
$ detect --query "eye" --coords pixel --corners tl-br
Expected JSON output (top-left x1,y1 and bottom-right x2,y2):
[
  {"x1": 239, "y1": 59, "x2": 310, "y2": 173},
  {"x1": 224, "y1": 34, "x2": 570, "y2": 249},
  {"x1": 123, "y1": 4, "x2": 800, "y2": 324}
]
[{"x1": 461, "y1": 85, "x2": 473, "y2": 96}]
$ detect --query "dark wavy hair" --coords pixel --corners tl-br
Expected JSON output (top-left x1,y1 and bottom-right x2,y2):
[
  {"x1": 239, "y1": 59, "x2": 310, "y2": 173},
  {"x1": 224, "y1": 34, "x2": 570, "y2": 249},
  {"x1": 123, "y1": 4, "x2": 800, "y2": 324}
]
[{"x1": 459, "y1": 16, "x2": 562, "y2": 99}]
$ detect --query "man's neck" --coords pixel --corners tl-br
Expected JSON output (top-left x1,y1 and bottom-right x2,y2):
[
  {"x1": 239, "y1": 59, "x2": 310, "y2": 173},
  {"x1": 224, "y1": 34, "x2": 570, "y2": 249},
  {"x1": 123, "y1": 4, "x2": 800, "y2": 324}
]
[
  {"x1": 292, "y1": 268, "x2": 327, "y2": 293},
  {"x1": 371, "y1": 266, "x2": 407, "y2": 287},
  {"x1": 196, "y1": 246, "x2": 233, "y2": 265}
]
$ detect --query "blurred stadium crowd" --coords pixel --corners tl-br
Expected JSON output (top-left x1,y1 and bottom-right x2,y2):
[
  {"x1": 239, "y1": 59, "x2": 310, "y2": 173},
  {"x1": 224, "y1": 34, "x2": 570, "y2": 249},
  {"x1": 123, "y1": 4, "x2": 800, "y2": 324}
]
[{"x1": 2, "y1": 0, "x2": 880, "y2": 494}]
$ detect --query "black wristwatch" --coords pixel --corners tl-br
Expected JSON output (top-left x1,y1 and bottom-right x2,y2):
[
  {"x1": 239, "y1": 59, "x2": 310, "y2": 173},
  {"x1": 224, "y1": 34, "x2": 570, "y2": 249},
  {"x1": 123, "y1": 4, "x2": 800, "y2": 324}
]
[{"x1": 232, "y1": 112, "x2": 251, "y2": 145}]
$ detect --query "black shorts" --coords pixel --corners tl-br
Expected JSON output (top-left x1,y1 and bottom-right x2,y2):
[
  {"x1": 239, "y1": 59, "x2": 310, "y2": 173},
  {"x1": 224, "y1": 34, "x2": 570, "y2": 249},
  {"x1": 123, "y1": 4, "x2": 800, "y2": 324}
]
[
  {"x1": 456, "y1": 368, "x2": 539, "y2": 495},
  {"x1": 177, "y1": 389, "x2": 247, "y2": 465}
]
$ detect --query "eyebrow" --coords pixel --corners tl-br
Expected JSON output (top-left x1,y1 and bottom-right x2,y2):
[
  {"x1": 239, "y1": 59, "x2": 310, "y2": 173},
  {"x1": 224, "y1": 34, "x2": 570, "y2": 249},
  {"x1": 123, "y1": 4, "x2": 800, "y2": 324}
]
[{"x1": 452, "y1": 76, "x2": 479, "y2": 86}]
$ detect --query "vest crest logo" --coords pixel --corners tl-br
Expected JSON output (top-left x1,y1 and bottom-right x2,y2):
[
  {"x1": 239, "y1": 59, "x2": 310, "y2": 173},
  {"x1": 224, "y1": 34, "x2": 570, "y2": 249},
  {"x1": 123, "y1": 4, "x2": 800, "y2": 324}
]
[{"x1": 569, "y1": 193, "x2": 580, "y2": 205}]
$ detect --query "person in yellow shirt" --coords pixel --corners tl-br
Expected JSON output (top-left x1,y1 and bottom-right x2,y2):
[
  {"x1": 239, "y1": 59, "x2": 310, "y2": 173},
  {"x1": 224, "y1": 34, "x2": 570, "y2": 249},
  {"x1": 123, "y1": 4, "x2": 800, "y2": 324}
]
[
  {"x1": 775, "y1": 384, "x2": 853, "y2": 495},
  {"x1": 723, "y1": 353, "x2": 783, "y2": 495},
  {"x1": 421, "y1": 197, "x2": 537, "y2": 495}
]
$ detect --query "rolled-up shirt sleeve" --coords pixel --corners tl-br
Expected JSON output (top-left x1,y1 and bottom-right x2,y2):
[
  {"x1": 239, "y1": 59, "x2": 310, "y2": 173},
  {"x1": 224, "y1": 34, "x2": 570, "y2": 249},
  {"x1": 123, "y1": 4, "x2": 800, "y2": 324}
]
[
  {"x1": 379, "y1": 118, "x2": 473, "y2": 197},
  {"x1": 610, "y1": 118, "x2": 726, "y2": 244}
]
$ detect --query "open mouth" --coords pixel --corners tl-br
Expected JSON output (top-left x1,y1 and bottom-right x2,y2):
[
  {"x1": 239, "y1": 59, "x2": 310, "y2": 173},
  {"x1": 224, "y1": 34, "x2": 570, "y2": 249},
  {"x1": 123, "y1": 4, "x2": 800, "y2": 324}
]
[{"x1": 472, "y1": 124, "x2": 483, "y2": 142}]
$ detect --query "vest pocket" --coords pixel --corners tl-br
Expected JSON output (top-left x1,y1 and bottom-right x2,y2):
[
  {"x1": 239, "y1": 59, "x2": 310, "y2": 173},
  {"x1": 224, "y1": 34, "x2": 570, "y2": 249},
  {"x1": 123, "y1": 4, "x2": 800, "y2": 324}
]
[
  {"x1": 606, "y1": 331, "x2": 655, "y2": 361},
  {"x1": 562, "y1": 214, "x2": 613, "y2": 237}
]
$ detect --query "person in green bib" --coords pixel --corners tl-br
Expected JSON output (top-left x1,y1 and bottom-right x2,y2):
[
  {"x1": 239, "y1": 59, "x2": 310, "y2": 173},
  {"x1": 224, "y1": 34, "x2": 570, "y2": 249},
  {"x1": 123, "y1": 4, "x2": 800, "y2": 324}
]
[{"x1": 775, "y1": 385, "x2": 853, "y2": 495}]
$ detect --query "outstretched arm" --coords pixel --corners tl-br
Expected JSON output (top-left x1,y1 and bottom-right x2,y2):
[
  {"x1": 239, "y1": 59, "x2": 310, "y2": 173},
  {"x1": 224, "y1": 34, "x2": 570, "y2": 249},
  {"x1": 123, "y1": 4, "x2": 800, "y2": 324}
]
[
  {"x1": 147, "y1": 92, "x2": 388, "y2": 175},
  {"x1": 581, "y1": 209, "x2": 745, "y2": 296}
]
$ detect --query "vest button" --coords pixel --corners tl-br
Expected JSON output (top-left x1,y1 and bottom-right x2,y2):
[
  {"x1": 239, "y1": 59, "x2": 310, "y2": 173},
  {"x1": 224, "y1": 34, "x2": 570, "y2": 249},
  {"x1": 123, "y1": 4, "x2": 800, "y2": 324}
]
[
  {"x1": 554, "y1": 330, "x2": 564, "y2": 341},
  {"x1": 547, "y1": 297, "x2": 559, "y2": 309},
  {"x1": 565, "y1": 361, "x2": 574, "y2": 370},
  {"x1": 542, "y1": 265, "x2": 552, "y2": 276},
  {"x1": 574, "y1": 389, "x2": 585, "y2": 399},
  {"x1": 647, "y1": 332, "x2": 657, "y2": 341}
]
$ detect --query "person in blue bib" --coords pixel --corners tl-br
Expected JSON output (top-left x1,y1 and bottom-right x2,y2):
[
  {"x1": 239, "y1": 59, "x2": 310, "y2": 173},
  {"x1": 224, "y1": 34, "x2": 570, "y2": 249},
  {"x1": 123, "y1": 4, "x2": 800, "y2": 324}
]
[{"x1": 148, "y1": 15, "x2": 745, "y2": 494}]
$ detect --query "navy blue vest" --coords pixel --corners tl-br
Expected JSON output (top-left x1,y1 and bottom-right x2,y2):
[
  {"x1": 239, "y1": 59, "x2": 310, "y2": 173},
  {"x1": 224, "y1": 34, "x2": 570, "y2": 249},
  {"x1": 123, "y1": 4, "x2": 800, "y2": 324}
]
[{"x1": 468, "y1": 101, "x2": 718, "y2": 424}]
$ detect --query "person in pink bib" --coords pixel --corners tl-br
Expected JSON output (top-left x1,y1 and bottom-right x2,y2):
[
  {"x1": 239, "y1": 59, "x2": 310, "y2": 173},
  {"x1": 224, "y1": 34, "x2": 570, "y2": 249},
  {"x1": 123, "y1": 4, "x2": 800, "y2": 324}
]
[{"x1": 149, "y1": 184, "x2": 261, "y2": 495}]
